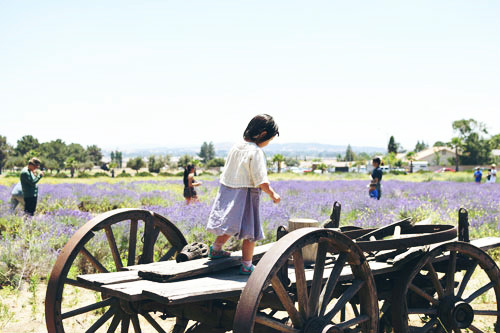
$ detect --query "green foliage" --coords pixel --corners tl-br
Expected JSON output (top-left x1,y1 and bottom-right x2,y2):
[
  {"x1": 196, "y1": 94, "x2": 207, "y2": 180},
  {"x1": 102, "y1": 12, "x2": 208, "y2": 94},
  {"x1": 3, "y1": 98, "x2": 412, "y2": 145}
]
[
  {"x1": 344, "y1": 144, "x2": 355, "y2": 161},
  {"x1": 0, "y1": 135, "x2": 12, "y2": 175},
  {"x1": 272, "y1": 154, "x2": 285, "y2": 173},
  {"x1": 116, "y1": 171, "x2": 132, "y2": 178},
  {"x1": 52, "y1": 172, "x2": 69, "y2": 178},
  {"x1": 136, "y1": 171, "x2": 153, "y2": 177},
  {"x1": 4, "y1": 172, "x2": 20, "y2": 178},
  {"x1": 177, "y1": 154, "x2": 192, "y2": 168},
  {"x1": 148, "y1": 155, "x2": 167, "y2": 173},
  {"x1": 126, "y1": 157, "x2": 146, "y2": 174},
  {"x1": 206, "y1": 157, "x2": 225, "y2": 168},
  {"x1": 76, "y1": 172, "x2": 93, "y2": 178},
  {"x1": 284, "y1": 157, "x2": 299, "y2": 167},
  {"x1": 433, "y1": 141, "x2": 446, "y2": 147},
  {"x1": 387, "y1": 136, "x2": 398, "y2": 154},
  {"x1": 158, "y1": 171, "x2": 175, "y2": 177},
  {"x1": 93, "y1": 172, "x2": 109, "y2": 177},
  {"x1": 199, "y1": 142, "x2": 215, "y2": 163},
  {"x1": 15, "y1": 135, "x2": 39, "y2": 156},
  {"x1": 414, "y1": 140, "x2": 428, "y2": 152},
  {"x1": 86, "y1": 145, "x2": 103, "y2": 165},
  {"x1": 452, "y1": 118, "x2": 490, "y2": 165}
]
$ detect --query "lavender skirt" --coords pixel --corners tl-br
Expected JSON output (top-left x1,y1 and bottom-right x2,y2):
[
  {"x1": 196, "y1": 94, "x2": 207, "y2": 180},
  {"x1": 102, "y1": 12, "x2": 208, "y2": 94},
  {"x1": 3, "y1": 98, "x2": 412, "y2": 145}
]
[{"x1": 207, "y1": 185, "x2": 264, "y2": 241}]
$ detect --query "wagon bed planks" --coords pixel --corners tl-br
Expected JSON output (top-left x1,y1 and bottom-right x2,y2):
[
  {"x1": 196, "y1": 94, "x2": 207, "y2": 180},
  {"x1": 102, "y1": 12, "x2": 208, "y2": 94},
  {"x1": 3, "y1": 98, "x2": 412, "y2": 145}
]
[
  {"x1": 125, "y1": 243, "x2": 274, "y2": 282},
  {"x1": 77, "y1": 270, "x2": 140, "y2": 287}
]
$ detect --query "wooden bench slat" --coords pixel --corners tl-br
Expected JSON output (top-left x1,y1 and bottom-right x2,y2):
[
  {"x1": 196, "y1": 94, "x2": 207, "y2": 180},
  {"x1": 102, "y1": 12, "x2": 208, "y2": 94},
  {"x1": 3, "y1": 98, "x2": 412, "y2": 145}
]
[{"x1": 77, "y1": 270, "x2": 140, "y2": 286}]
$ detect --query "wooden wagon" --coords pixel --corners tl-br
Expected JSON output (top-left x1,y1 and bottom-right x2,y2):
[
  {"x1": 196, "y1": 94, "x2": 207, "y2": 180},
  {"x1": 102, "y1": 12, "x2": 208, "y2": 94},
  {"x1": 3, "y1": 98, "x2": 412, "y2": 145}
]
[{"x1": 45, "y1": 203, "x2": 500, "y2": 333}]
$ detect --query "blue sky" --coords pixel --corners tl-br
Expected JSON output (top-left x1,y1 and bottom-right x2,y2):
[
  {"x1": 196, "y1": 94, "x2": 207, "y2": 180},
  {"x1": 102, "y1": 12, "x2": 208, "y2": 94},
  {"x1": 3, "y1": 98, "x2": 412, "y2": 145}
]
[{"x1": 1, "y1": 1, "x2": 499, "y2": 151}]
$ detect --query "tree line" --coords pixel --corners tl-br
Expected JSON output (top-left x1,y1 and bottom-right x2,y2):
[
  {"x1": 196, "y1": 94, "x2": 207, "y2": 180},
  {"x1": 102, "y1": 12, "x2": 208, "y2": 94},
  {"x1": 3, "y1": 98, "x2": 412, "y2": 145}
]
[{"x1": 0, "y1": 134, "x2": 103, "y2": 175}]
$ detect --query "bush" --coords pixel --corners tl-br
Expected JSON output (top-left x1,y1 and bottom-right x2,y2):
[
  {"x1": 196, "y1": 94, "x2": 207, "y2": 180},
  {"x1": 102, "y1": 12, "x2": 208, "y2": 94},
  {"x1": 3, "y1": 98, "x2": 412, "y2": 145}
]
[
  {"x1": 3, "y1": 172, "x2": 20, "y2": 178},
  {"x1": 116, "y1": 172, "x2": 131, "y2": 178},
  {"x1": 175, "y1": 171, "x2": 184, "y2": 177},
  {"x1": 93, "y1": 172, "x2": 110, "y2": 177},
  {"x1": 158, "y1": 172, "x2": 175, "y2": 177},
  {"x1": 136, "y1": 171, "x2": 153, "y2": 177},
  {"x1": 53, "y1": 172, "x2": 69, "y2": 178},
  {"x1": 77, "y1": 172, "x2": 93, "y2": 178}
]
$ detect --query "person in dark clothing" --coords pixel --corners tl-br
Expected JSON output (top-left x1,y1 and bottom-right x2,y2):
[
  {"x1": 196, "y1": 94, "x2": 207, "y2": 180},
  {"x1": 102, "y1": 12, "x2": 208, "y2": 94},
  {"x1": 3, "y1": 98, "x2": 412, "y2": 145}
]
[
  {"x1": 183, "y1": 164, "x2": 202, "y2": 204},
  {"x1": 370, "y1": 157, "x2": 382, "y2": 200},
  {"x1": 20, "y1": 157, "x2": 44, "y2": 216}
]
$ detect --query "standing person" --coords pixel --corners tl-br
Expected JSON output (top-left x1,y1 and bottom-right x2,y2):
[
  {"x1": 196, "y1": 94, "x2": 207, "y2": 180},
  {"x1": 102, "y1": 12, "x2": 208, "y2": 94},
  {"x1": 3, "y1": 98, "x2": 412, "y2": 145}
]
[
  {"x1": 489, "y1": 164, "x2": 497, "y2": 183},
  {"x1": 183, "y1": 164, "x2": 202, "y2": 204},
  {"x1": 207, "y1": 114, "x2": 280, "y2": 275},
  {"x1": 20, "y1": 158, "x2": 44, "y2": 216},
  {"x1": 9, "y1": 182, "x2": 24, "y2": 212},
  {"x1": 370, "y1": 157, "x2": 383, "y2": 200},
  {"x1": 473, "y1": 167, "x2": 482, "y2": 184}
]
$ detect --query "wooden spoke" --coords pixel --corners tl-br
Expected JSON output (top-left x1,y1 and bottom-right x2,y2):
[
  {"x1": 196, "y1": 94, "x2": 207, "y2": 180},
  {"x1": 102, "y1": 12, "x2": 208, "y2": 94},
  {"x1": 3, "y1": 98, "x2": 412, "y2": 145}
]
[
  {"x1": 350, "y1": 301, "x2": 360, "y2": 317},
  {"x1": 81, "y1": 247, "x2": 109, "y2": 273},
  {"x1": 324, "y1": 279, "x2": 365, "y2": 322},
  {"x1": 85, "y1": 307, "x2": 115, "y2": 333},
  {"x1": 121, "y1": 316, "x2": 130, "y2": 333},
  {"x1": 107, "y1": 313, "x2": 122, "y2": 333},
  {"x1": 425, "y1": 262, "x2": 444, "y2": 299},
  {"x1": 456, "y1": 260, "x2": 478, "y2": 298},
  {"x1": 464, "y1": 282, "x2": 494, "y2": 303},
  {"x1": 307, "y1": 241, "x2": 328, "y2": 316},
  {"x1": 105, "y1": 225, "x2": 123, "y2": 270},
  {"x1": 255, "y1": 314, "x2": 301, "y2": 333},
  {"x1": 140, "y1": 218, "x2": 156, "y2": 264},
  {"x1": 474, "y1": 310, "x2": 499, "y2": 316},
  {"x1": 61, "y1": 298, "x2": 114, "y2": 319},
  {"x1": 271, "y1": 275, "x2": 303, "y2": 327},
  {"x1": 407, "y1": 308, "x2": 438, "y2": 315},
  {"x1": 445, "y1": 251, "x2": 457, "y2": 296},
  {"x1": 159, "y1": 246, "x2": 177, "y2": 262},
  {"x1": 142, "y1": 312, "x2": 167, "y2": 333},
  {"x1": 128, "y1": 219, "x2": 138, "y2": 266},
  {"x1": 131, "y1": 314, "x2": 142, "y2": 333},
  {"x1": 409, "y1": 318, "x2": 437, "y2": 333},
  {"x1": 292, "y1": 249, "x2": 309, "y2": 319},
  {"x1": 319, "y1": 252, "x2": 347, "y2": 317},
  {"x1": 334, "y1": 314, "x2": 370, "y2": 330},
  {"x1": 468, "y1": 324, "x2": 485, "y2": 333},
  {"x1": 409, "y1": 284, "x2": 439, "y2": 305}
]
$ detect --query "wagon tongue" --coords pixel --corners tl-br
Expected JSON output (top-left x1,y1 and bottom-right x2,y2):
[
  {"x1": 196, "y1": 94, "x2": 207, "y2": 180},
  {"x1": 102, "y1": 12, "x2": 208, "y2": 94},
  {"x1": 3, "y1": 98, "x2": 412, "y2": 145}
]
[{"x1": 124, "y1": 243, "x2": 273, "y2": 282}]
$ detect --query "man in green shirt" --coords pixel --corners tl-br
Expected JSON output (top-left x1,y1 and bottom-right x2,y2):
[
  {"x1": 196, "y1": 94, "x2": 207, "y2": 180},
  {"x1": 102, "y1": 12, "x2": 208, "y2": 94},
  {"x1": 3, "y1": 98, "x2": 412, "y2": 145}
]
[{"x1": 20, "y1": 157, "x2": 44, "y2": 216}]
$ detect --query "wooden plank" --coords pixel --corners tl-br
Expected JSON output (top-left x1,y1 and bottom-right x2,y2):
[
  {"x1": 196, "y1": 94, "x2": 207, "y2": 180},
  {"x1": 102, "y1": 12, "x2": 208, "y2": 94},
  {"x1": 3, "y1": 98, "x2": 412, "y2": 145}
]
[
  {"x1": 126, "y1": 243, "x2": 274, "y2": 282},
  {"x1": 77, "y1": 271, "x2": 140, "y2": 286}
]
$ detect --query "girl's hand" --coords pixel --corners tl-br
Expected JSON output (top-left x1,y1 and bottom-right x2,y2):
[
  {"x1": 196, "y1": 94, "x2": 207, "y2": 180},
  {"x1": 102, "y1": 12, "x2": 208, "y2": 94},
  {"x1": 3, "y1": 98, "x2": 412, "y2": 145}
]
[{"x1": 271, "y1": 192, "x2": 280, "y2": 204}]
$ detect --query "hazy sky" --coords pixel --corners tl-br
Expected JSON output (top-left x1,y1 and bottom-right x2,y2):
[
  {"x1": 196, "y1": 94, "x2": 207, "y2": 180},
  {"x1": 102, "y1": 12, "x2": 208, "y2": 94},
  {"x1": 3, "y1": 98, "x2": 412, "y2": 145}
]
[{"x1": 1, "y1": 1, "x2": 499, "y2": 151}]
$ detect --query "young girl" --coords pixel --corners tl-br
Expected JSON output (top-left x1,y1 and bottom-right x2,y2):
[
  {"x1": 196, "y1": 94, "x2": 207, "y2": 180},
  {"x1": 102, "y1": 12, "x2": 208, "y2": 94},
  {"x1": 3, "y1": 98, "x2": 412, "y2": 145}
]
[
  {"x1": 207, "y1": 114, "x2": 281, "y2": 274},
  {"x1": 183, "y1": 164, "x2": 202, "y2": 204}
]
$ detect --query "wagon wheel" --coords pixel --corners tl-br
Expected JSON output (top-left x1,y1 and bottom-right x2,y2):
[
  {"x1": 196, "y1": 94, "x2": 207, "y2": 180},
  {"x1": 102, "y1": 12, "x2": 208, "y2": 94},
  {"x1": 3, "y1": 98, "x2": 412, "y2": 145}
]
[
  {"x1": 392, "y1": 241, "x2": 500, "y2": 333},
  {"x1": 45, "y1": 208, "x2": 187, "y2": 333},
  {"x1": 234, "y1": 227, "x2": 378, "y2": 333}
]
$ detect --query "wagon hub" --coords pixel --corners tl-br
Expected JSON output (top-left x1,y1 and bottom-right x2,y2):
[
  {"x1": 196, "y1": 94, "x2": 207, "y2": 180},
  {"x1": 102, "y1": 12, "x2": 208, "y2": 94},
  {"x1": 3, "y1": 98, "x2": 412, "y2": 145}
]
[
  {"x1": 438, "y1": 297, "x2": 474, "y2": 329},
  {"x1": 303, "y1": 317, "x2": 344, "y2": 333}
]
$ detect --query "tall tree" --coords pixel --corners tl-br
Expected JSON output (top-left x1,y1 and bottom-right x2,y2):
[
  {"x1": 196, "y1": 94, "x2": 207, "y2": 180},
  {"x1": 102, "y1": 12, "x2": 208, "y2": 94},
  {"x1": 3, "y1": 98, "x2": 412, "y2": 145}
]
[
  {"x1": 414, "y1": 140, "x2": 428, "y2": 152},
  {"x1": 40, "y1": 139, "x2": 67, "y2": 170},
  {"x1": 447, "y1": 137, "x2": 463, "y2": 172},
  {"x1": 148, "y1": 155, "x2": 166, "y2": 173},
  {"x1": 126, "y1": 157, "x2": 145, "y2": 174},
  {"x1": 16, "y1": 135, "x2": 40, "y2": 156},
  {"x1": 177, "y1": 154, "x2": 192, "y2": 168},
  {"x1": 66, "y1": 143, "x2": 87, "y2": 163},
  {"x1": 345, "y1": 144, "x2": 355, "y2": 161},
  {"x1": 387, "y1": 136, "x2": 398, "y2": 154},
  {"x1": 452, "y1": 119, "x2": 489, "y2": 165},
  {"x1": 115, "y1": 151, "x2": 123, "y2": 168},
  {"x1": 86, "y1": 145, "x2": 103, "y2": 165},
  {"x1": 207, "y1": 142, "x2": 216, "y2": 161},
  {"x1": 65, "y1": 156, "x2": 78, "y2": 178},
  {"x1": 0, "y1": 135, "x2": 12, "y2": 175}
]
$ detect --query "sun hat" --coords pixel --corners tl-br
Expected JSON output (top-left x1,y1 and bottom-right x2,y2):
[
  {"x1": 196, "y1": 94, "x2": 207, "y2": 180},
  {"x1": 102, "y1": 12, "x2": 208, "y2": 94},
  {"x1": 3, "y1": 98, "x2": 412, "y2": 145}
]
[{"x1": 492, "y1": 164, "x2": 496, "y2": 168}]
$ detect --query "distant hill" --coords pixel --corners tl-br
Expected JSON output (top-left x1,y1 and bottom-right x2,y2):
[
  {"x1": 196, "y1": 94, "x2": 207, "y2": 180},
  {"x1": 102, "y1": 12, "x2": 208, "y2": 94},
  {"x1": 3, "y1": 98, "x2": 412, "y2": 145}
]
[{"x1": 105, "y1": 142, "x2": 385, "y2": 158}]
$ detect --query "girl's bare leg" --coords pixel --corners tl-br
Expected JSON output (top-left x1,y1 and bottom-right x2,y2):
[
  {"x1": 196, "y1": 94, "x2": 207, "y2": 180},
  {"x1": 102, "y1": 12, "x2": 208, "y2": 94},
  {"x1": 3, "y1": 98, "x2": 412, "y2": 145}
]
[
  {"x1": 213, "y1": 234, "x2": 231, "y2": 250},
  {"x1": 242, "y1": 239, "x2": 255, "y2": 262}
]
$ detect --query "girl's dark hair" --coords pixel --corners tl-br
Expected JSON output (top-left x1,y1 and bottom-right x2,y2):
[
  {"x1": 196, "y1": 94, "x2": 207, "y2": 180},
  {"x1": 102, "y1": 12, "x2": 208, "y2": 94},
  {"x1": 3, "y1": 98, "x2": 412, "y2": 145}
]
[
  {"x1": 183, "y1": 164, "x2": 195, "y2": 187},
  {"x1": 243, "y1": 114, "x2": 279, "y2": 144}
]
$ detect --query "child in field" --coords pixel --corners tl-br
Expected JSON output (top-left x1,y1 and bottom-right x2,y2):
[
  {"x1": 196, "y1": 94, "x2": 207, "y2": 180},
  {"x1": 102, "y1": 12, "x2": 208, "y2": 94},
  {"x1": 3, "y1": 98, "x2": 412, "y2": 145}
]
[
  {"x1": 370, "y1": 157, "x2": 382, "y2": 200},
  {"x1": 183, "y1": 164, "x2": 202, "y2": 204},
  {"x1": 368, "y1": 183, "x2": 378, "y2": 199},
  {"x1": 474, "y1": 167, "x2": 482, "y2": 184},
  {"x1": 207, "y1": 114, "x2": 281, "y2": 275}
]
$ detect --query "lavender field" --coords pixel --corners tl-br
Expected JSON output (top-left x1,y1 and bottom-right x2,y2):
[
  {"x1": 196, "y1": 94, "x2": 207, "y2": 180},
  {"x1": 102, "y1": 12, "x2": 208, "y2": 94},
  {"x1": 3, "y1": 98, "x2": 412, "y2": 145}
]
[{"x1": 0, "y1": 177, "x2": 499, "y2": 286}]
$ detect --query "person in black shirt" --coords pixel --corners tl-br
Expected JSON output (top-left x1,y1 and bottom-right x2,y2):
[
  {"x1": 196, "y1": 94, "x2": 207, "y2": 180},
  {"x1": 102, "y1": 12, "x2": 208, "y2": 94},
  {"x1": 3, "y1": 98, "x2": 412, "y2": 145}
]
[{"x1": 370, "y1": 157, "x2": 382, "y2": 200}]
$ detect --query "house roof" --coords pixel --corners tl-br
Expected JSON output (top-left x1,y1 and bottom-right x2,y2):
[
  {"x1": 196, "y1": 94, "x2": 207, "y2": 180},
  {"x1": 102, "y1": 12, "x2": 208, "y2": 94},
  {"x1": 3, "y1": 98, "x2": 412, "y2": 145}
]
[{"x1": 397, "y1": 146, "x2": 457, "y2": 161}]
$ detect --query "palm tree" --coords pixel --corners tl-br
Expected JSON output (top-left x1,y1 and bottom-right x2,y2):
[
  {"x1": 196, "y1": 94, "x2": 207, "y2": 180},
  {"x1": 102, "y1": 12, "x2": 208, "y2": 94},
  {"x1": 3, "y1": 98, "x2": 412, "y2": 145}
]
[
  {"x1": 447, "y1": 137, "x2": 462, "y2": 172},
  {"x1": 406, "y1": 151, "x2": 416, "y2": 173},
  {"x1": 272, "y1": 154, "x2": 285, "y2": 173}
]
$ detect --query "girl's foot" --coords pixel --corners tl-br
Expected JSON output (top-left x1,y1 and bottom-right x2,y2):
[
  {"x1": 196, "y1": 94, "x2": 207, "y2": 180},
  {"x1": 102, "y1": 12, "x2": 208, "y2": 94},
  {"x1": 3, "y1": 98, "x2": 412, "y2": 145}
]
[
  {"x1": 209, "y1": 245, "x2": 231, "y2": 259},
  {"x1": 239, "y1": 263, "x2": 254, "y2": 275}
]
